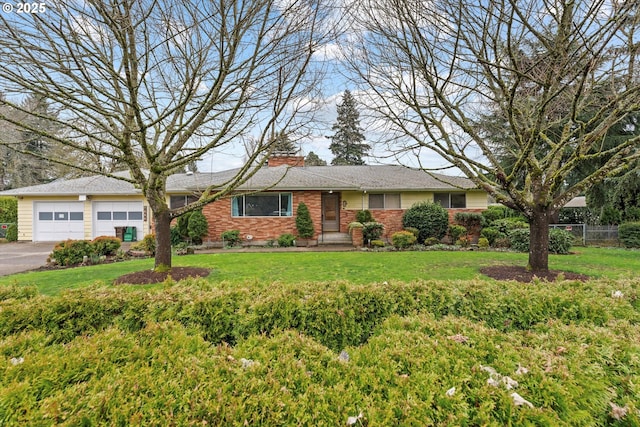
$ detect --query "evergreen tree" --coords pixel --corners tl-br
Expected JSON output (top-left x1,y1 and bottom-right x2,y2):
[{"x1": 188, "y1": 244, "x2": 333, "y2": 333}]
[
  {"x1": 327, "y1": 90, "x2": 369, "y2": 165},
  {"x1": 270, "y1": 130, "x2": 297, "y2": 155},
  {"x1": 305, "y1": 151, "x2": 327, "y2": 166}
]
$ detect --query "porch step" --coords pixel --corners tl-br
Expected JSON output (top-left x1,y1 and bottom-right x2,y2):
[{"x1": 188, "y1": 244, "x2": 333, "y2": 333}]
[{"x1": 319, "y1": 232, "x2": 352, "y2": 245}]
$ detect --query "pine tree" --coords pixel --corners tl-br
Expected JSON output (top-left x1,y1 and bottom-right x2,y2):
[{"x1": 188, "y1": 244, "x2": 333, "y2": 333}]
[
  {"x1": 327, "y1": 90, "x2": 369, "y2": 165},
  {"x1": 270, "y1": 130, "x2": 297, "y2": 155},
  {"x1": 305, "y1": 151, "x2": 327, "y2": 166}
]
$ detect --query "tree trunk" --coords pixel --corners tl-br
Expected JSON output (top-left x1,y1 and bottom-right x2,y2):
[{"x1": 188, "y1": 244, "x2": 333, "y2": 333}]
[
  {"x1": 153, "y1": 209, "x2": 172, "y2": 271},
  {"x1": 528, "y1": 208, "x2": 550, "y2": 272}
]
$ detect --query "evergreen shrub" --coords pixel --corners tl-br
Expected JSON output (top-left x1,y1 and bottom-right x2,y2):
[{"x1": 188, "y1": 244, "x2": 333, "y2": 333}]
[
  {"x1": 355, "y1": 209, "x2": 374, "y2": 223},
  {"x1": 50, "y1": 240, "x2": 94, "y2": 266},
  {"x1": 277, "y1": 233, "x2": 296, "y2": 247},
  {"x1": 221, "y1": 230, "x2": 241, "y2": 247},
  {"x1": 187, "y1": 209, "x2": 208, "y2": 244},
  {"x1": 448, "y1": 224, "x2": 467, "y2": 242},
  {"x1": 131, "y1": 234, "x2": 156, "y2": 254},
  {"x1": 507, "y1": 228, "x2": 574, "y2": 254},
  {"x1": 91, "y1": 236, "x2": 121, "y2": 256},
  {"x1": 295, "y1": 202, "x2": 315, "y2": 239},
  {"x1": 391, "y1": 230, "x2": 417, "y2": 249},
  {"x1": 618, "y1": 222, "x2": 640, "y2": 248},
  {"x1": 402, "y1": 202, "x2": 449, "y2": 243},
  {"x1": 362, "y1": 222, "x2": 384, "y2": 243}
]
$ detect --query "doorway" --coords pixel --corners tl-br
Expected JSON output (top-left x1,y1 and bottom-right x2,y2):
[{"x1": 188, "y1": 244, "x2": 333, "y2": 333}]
[{"x1": 322, "y1": 193, "x2": 340, "y2": 232}]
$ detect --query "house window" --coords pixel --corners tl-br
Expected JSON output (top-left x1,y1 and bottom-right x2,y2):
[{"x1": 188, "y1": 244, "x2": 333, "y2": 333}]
[
  {"x1": 434, "y1": 193, "x2": 466, "y2": 208},
  {"x1": 369, "y1": 193, "x2": 401, "y2": 209},
  {"x1": 170, "y1": 195, "x2": 199, "y2": 209},
  {"x1": 232, "y1": 193, "x2": 292, "y2": 217}
]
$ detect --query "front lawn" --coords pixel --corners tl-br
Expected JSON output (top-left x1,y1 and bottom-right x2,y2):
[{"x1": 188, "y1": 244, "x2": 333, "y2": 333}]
[{"x1": 1, "y1": 247, "x2": 639, "y2": 296}]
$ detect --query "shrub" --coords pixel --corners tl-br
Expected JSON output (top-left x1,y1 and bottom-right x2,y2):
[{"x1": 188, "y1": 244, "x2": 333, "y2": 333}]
[
  {"x1": 448, "y1": 224, "x2": 467, "y2": 242},
  {"x1": 624, "y1": 206, "x2": 640, "y2": 222},
  {"x1": 170, "y1": 225, "x2": 183, "y2": 246},
  {"x1": 480, "y1": 227, "x2": 504, "y2": 246},
  {"x1": 391, "y1": 230, "x2": 417, "y2": 249},
  {"x1": 493, "y1": 218, "x2": 528, "y2": 234},
  {"x1": 600, "y1": 205, "x2": 622, "y2": 225},
  {"x1": 493, "y1": 237, "x2": 511, "y2": 248},
  {"x1": 507, "y1": 228, "x2": 574, "y2": 254},
  {"x1": 402, "y1": 202, "x2": 449, "y2": 243},
  {"x1": 618, "y1": 222, "x2": 640, "y2": 248},
  {"x1": 176, "y1": 211, "x2": 192, "y2": 240},
  {"x1": 277, "y1": 233, "x2": 296, "y2": 247},
  {"x1": 481, "y1": 205, "x2": 506, "y2": 224},
  {"x1": 549, "y1": 229, "x2": 574, "y2": 254},
  {"x1": 348, "y1": 221, "x2": 363, "y2": 232},
  {"x1": 507, "y1": 229, "x2": 530, "y2": 252},
  {"x1": 50, "y1": 239, "x2": 94, "y2": 266},
  {"x1": 362, "y1": 221, "x2": 384, "y2": 243},
  {"x1": 455, "y1": 236, "x2": 471, "y2": 247},
  {"x1": 91, "y1": 236, "x2": 121, "y2": 256},
  {"x1": 0, "y1": 196, "x2": 17, "y2": 223},
  {"x1": 295, "y1": 202, "x2": 315, "y2": 239},
  {"x1": 454, "y1": 212, "x2": 483, "y2": 229},
  {"x1": 187, "y1": 209, "x2": 208, "y2": 245},
  {"x1": 404, "y1": 227, "x2": 419, "y2": 238},
  {"x1": 131, "y1": 234, "x2": 156, "y2": 254},
  {"x1": 370, "y1": 239, "x2": 385, "y2": 248},
  {"x1": 5, "y1": 223, "x2": 18, "y2": 241},
  {"x1": 221, "y1": 230, "x2": 241, "y2": 247},
  {"x1": 477, "y1": 237, "x2": 490, "y2": 248},
  {"x1": 424, "y1": 237, "x2": 440, "y2": 246},
  {"x1": 355, "y1": 209, "x2": 374, "y2": 223}
]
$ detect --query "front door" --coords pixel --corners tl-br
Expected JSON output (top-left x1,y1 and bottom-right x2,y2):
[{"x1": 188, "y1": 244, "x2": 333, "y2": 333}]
[{"x1": 322, "y1": 193, "x2": 340, "y2": 232}]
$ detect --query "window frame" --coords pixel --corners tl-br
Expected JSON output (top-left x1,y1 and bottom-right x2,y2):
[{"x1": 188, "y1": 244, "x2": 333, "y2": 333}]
[
  {"x1": 231, "y1": 192, "x2": 293, "y2": 217},
  {"x1": 170, "y1": 194, "x2": 199, "y2": 209},
  {"x1": 368, "y1": 193, "x2": 401, "y2": 209},
  {"x1": 434, "y1": 192, "x2": 466, "y2": 209}
]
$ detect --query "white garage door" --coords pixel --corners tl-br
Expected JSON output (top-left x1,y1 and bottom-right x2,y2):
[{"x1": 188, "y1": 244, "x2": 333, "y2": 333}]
[
  {"x1": 34, "y1": 202, "x2": 85, "y2": 241},
  {"x1": 93, "y1": 201, "x2": 144, "y2": 240}
]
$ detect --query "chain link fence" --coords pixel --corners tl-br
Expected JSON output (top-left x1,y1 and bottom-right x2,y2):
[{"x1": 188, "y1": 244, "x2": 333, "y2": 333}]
[{"x1": 550, "y1": 224, "x2": 619, "y2": 246}]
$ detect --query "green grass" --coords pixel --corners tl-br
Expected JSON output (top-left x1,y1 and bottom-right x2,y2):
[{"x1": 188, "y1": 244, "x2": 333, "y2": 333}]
[{"x1": 1, "y1": 246, "x2": 640, "y2": 296}]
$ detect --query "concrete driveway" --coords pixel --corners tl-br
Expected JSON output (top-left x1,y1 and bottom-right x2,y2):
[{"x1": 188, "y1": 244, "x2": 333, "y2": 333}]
[{"x1": 0, "y1": 242, "x2": 53, "y2": 276}]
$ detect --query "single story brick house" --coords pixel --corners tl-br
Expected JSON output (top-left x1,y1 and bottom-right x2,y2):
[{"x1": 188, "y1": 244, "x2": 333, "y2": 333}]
[{"x1": 0, "y1": 156, "x2": 488, "y2": 244}]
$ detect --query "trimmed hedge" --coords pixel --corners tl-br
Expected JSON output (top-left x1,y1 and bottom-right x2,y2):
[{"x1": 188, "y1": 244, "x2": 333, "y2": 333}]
[{"x1": 1, "y1": 279, "x2": 639, "y2": 425}]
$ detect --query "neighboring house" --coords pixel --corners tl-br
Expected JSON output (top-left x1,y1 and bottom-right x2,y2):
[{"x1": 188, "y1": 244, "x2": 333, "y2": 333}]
[{"x1": 0, "y1": 156, "x2": 488, "y2": 243}]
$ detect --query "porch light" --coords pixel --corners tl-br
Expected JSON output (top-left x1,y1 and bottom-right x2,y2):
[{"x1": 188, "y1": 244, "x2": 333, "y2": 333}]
[{"x1": 342, "y1": 200, "x2": 348, "y2": 208}]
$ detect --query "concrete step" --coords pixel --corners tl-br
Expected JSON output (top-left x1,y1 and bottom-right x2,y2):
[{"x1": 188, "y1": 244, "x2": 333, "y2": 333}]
[{"x1": 319, "y1": 232, "x2": 352, "y2": 245}]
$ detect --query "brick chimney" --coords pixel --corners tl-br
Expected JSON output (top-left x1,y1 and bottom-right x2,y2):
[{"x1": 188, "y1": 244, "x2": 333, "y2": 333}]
[{"x1": 267, "y1": 155, "x2": 305, "y2": 167}]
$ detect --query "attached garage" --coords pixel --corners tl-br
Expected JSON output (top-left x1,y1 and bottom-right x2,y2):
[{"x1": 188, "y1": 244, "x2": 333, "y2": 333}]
[
  {"x1": 34, "y1": 202, "x2": 85, "y2": 242},
  {"x1": 93, "y1": 201, "x2": 144, "y2": 241}
]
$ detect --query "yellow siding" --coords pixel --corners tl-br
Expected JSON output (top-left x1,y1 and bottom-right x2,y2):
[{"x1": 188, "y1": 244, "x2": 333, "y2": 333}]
[
  {"x1": 341, "y1": 191, "x2": 487, "y2": 211},
  {"x1": 466, "y1": 191, "x2": 489, "y2": 209},
  {"x1": 400, "y1": 192, "x2": 433, "y2": 209},
  {"x1": 17, "y1": 198, "x2": 33, "y2": 241},
  {"x1": 342, "y1": 191, "x2": 366, "y2": 210}
]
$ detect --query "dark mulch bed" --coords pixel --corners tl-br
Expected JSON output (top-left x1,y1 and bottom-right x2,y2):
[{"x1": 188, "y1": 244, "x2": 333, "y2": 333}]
[
  {"x1": 113, "y1": 267, "x2": 211, "y2": 285},
  {"x1": 481, "y1": 265, "x2": 589, "y2": 283}
]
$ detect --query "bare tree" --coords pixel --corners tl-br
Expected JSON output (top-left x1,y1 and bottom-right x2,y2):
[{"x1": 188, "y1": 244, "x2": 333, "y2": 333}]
[
  {"x1": 346, "y1": 0, "x2": 640, "y2": 272},
  {"x1": 0, "y1": 0, "x2": 332, "y2": 270}
]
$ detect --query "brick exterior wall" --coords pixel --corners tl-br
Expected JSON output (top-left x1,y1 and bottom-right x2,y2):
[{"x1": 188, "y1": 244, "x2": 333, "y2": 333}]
[
  {"x1": 201, "y1": 191, "x2": 484, "y2": 245},
  {"x1": 341, "y1": 207, "x2": 485, "y2": 241},
  {"x1": 267, "y1": 156, "x2": 305, "y2": 167},
  {"x1": 202, "y1": 191, "x2": 321, "y2": 243}
]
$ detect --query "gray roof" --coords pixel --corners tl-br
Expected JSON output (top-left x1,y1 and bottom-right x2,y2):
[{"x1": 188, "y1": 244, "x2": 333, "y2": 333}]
[{"x1": 0, "y1": 165, "x2": 477, "y2": 196}]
